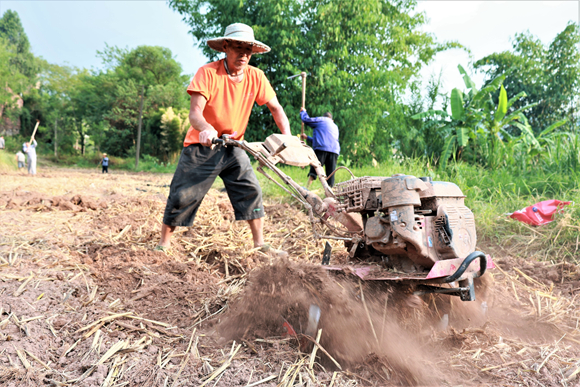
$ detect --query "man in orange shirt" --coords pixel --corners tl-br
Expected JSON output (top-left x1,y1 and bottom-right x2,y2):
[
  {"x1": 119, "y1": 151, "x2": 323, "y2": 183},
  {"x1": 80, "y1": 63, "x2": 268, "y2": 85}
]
[{"x1": 157, "y1": 23, "x2": 291, "y2": 256}]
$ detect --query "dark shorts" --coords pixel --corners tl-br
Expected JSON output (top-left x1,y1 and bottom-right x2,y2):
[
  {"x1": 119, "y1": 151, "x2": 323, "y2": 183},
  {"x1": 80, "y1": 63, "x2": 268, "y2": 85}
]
[
  {"x1": 308, "y1": 150, "x2": 338, "y2": 187},
  {"x1": 163, "y1": 144, "x2": 264, "y2": 227},
  {"x1": 102, "y1": 165, "x2": 108, "y2": 173}
]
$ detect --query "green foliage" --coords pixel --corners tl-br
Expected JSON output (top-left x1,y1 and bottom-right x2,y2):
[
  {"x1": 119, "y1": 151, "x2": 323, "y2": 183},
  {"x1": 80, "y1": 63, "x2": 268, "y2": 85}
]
[
  {"x1": 0, "y1": 10, "x2": 39, "y2": 127},
  {"x1": 0, "y1": 10, "x2": 38, "y2": 79},
  {"x1": 413, "y1": 66, "x2": 537, "y2": 169},
  {"x1": 474, "y1": 22, "x2": 580, "y2": 134},
  {"x1": 169, "y1": 0, "x2": 453, "y2": 164},
  {"x1": 0, "y1": 37, "x2": 27, "y2": 110},
  {"x1": 89, "y1": 45, "x2": 190, "y2": 157}
]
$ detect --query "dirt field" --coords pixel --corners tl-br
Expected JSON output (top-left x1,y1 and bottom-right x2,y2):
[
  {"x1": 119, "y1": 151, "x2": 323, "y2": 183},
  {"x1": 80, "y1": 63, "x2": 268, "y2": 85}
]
[{"x1": 1, "y1": 168, "x2": 580, "y2": 387}]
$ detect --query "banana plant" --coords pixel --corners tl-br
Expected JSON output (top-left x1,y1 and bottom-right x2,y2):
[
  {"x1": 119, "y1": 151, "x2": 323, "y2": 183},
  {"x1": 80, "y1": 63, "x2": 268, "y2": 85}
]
[
  {"x1": 413, "y1": 65, "x2": 536, "y2": 169},
  {"x1": 511, "y1": 118, "x2": 568, "y2": 161}
]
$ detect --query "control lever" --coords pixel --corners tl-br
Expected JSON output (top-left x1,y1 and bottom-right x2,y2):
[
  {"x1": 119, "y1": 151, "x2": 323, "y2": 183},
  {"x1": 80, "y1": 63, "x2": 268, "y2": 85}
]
[{"x1": 270, "y1": 142, "x2": 287, "y2": 158}]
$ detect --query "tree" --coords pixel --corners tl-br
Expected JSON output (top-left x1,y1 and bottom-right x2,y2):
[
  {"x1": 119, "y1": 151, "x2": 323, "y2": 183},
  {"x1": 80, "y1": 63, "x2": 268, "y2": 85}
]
[
  {"x1": 0, "y1": 10, "x2": 38, "y2": 79},
  {"x1": 0, "y1": 38, "x2": 27, "y2": 118},
  {"x1": 0, "y1": 10, "x2": 39, "y2": 134},
  {"x1": 75, "y1": 45, "x2": 190, "y2": 157},
  {"x1": 474, "y1": 22, "x2": 580, "y2": 135},
  {"x1": 169, "y1": 0, "x2": 453, "y2": 164}
]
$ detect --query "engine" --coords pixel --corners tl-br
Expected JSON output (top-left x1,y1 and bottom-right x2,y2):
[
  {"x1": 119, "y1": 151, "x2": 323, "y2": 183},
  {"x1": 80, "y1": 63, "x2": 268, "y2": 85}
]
[{"x1": 334, "y1": 175, "x2": 477, "y2": 270}]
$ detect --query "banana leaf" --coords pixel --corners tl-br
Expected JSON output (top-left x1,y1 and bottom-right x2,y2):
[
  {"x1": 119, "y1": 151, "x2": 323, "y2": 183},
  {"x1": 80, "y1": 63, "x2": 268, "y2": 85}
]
[
  {"x1": 411, "y1": 110, "x2": 449, "y2": 120},
  {"x1": 538, "y1": 119, "x2": 568, "y2": 138},
  {"x1": 473, "y1": 74, "x2": 506, "y2": 103},
  {"x1": 450, "y1": 89, "x2": 464, "y2": 121},
  {"x1": 507, "y1": 91, "x2": 527, "y2": 108},
  {"x1": 440, "y1": 134, "x2": 457, "y2": 168},
  {"x1": 494, "y1": 85, "x2": 508, "y2": 124},
  {"x1": 457, "y1": 127, "x2": 469, "y2": 147}
]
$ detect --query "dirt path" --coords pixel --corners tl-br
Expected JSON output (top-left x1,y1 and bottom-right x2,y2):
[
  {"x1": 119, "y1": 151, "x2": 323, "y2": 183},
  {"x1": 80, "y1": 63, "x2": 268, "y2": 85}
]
[{"x1": 1, "y1": 168, "x2": 580, "y2": 386}]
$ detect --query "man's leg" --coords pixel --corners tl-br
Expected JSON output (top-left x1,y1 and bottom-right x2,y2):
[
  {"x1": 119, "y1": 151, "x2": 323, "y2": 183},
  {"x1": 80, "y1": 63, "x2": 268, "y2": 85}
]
[
  {"x1": 306, "y1": 175, "x2": 315, "y2": 188},
  {"x1": 158, "y1": 224, "x2": 176, "y2": 248},
  {"x1": 324, "y1": 152, "x2": 338, "y2": 187},
  {"x1": 246, "y1": 217, "x2": 264, "y2": 247},
  {"x1": 220, "y1": 147, "x2": 287, "y2": 257},
  {"x1": 158, "y1": 145, "x2": 220, "y2": 249},
  {"x1": 312, "y1": 150, "x2": 329, "y2": 187}
]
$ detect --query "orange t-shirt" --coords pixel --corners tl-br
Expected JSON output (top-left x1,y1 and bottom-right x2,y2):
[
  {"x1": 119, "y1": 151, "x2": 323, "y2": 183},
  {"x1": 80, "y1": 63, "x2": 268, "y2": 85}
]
[{"x1": 183, "y1": 59, "x2": 276, "y2": 147}]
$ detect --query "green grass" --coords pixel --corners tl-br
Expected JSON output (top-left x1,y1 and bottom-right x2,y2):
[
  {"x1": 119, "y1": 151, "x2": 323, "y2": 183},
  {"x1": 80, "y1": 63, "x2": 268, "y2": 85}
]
[
  {"x1": 0, "y1": 151, "x2": 18, "y2": 172},
  {"x1": 37, "y1": 153, "x2": 179, "y2": 174}
]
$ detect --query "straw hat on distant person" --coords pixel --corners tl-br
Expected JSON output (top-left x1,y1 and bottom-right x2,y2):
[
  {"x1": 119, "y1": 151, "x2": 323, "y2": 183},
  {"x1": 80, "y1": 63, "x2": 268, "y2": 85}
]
[{"x1": 207, "y1": 23, "x2": 270, "y2": 54}]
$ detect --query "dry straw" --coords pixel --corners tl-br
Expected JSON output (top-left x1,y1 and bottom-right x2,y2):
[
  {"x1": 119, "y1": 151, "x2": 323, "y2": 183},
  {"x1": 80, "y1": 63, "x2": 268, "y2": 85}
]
[{"x1": 1, "y1": 168, "x2": 579, "y2": 386}]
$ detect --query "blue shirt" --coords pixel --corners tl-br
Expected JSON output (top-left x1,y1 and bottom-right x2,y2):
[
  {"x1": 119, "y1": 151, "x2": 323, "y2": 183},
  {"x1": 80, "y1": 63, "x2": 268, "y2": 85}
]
[
  {"x1": 102, "y1": 157, "x2": 109, "y2": 166},
  {"x1": 300, "y1": 110, "x2": 340, "y2": 155}
]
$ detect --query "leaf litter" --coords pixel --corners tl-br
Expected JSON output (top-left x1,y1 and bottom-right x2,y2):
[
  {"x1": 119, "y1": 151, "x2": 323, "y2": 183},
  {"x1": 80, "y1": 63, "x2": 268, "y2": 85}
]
[{"x1": 1, "y1": 168, "x2": 580, "y2": 386}]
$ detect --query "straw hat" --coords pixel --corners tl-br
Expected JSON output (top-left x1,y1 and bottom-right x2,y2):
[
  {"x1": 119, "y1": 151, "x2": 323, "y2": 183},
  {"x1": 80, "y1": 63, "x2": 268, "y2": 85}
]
[{"x1": 207, "y1": 23, "x2": 270, "y2": 54}]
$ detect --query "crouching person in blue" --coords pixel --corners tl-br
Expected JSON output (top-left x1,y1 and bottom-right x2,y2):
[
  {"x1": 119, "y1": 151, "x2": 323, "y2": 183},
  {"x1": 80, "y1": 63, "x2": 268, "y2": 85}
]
[{"x1": 299, "y1": 108, "x2": 340, "y2": 188}]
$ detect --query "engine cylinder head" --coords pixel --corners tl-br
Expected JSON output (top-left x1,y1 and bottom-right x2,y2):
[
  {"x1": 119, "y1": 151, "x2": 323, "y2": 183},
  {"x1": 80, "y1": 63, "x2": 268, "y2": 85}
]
[{"x1": 381, "y1": 175, "x2": 427, "y2": 209}]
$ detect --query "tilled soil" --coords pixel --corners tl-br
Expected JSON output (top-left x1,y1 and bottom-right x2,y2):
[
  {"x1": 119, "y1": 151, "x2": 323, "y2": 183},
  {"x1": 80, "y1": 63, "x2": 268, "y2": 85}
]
[{"x1": 1, "y1": 168, "x2": 580, "y2": 386}]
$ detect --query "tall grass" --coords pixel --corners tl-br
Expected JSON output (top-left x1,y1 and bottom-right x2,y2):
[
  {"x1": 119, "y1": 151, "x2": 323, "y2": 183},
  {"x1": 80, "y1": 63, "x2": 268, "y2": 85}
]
[{"x1": 0, "y1": 151, "x2": 18, "y2": 173}]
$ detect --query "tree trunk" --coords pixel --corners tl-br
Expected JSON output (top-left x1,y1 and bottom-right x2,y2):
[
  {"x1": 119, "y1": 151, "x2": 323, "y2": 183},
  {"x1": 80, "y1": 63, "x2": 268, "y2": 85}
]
[
  {"x1": 77, "y1": 120, "x2": 85, "y2": 156},
  {"x1": 135, "y1": 85, "x2": 145, "y2": 169},
  {"x1": 54, "y1": 117, "x2": 58, "y2": 158}
]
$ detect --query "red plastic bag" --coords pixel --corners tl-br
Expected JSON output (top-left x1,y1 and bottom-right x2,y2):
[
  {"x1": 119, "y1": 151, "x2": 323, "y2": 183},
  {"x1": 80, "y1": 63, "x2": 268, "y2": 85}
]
[{"x1": 509, "y1": 200, "x2": 571, "y2": 226}]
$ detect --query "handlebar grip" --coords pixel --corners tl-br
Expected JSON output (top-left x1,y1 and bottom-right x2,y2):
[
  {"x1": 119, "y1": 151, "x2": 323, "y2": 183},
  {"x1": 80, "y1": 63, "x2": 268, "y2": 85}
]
[
  {"x1": 212, "y1": 138, "x2": 224, "y2": 145},
  {"x1": 443, "y1": 251, "x2": 487, "y2": 283}
]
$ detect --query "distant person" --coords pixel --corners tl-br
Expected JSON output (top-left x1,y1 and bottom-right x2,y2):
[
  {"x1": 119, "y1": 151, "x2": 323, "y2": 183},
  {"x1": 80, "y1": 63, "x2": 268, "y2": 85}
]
[
  {"x1": 22, "y1": 139, "x2": 37, "y2": 176},
  {"x1": 299, "y1": 108, "x2": 340, "y2": 188},
  {"x1": 16, "y1": 150, "x2": 25, "y2": 169},
  {"x1": 99, "y1": 153, "x2": 109, "y2": 173},
  {"x1": 0, "y1": 136, "x2": 5, "y2": 150}
]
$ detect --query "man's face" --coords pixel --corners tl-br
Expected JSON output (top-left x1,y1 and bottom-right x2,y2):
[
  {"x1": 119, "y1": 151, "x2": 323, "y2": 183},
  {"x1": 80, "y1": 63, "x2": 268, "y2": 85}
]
[{"x1": 223, "y1": 40, "x2": 253, "y2": 73}]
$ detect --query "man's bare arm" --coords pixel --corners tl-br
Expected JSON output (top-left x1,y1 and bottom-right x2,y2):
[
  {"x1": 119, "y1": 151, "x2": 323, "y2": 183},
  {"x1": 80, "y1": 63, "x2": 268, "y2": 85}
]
[
  {"x1": 266, "y1": 96, "x2": 291, "y2": 135},
  {"x1": 189, "y1": 93, "x2": 218, "y2": 146}
]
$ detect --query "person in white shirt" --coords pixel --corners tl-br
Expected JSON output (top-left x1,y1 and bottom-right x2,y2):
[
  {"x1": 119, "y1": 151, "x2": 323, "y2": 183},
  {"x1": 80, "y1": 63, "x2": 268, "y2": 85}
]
[
  {"x1": 23, "y1": 139, "x2": 38, "y2": 176},
  {"x1": 16, "y1": 150, "x2": 25, "y2": 169}
]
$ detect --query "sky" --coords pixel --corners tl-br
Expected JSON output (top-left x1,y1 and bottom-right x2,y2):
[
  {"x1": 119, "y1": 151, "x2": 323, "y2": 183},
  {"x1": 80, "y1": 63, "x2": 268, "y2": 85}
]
[
  {"x1": 416, "y1": 1, "x2": 579, "y2": 94},
  {"x1": 1, "y1": 0, "x2": 579, "y2": 95}
]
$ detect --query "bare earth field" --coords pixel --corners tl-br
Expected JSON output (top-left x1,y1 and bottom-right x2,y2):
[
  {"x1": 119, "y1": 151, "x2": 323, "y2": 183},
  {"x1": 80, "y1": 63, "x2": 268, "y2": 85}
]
[{"x1": 1, "y1": 168, "x2": 580, "y2": 387}]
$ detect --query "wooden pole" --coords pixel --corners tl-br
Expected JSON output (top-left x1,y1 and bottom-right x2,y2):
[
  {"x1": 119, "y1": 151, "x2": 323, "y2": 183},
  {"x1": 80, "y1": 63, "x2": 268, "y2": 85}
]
[
  {"x1": 135, "y1": 86, "x2": 144, "y2": 169},
  {"x1": 30, "y1": 120, "x2": 40, "y2": 142},
  {"x1": 301, "y1": 72, "x2": 307, "y2": 136}
]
